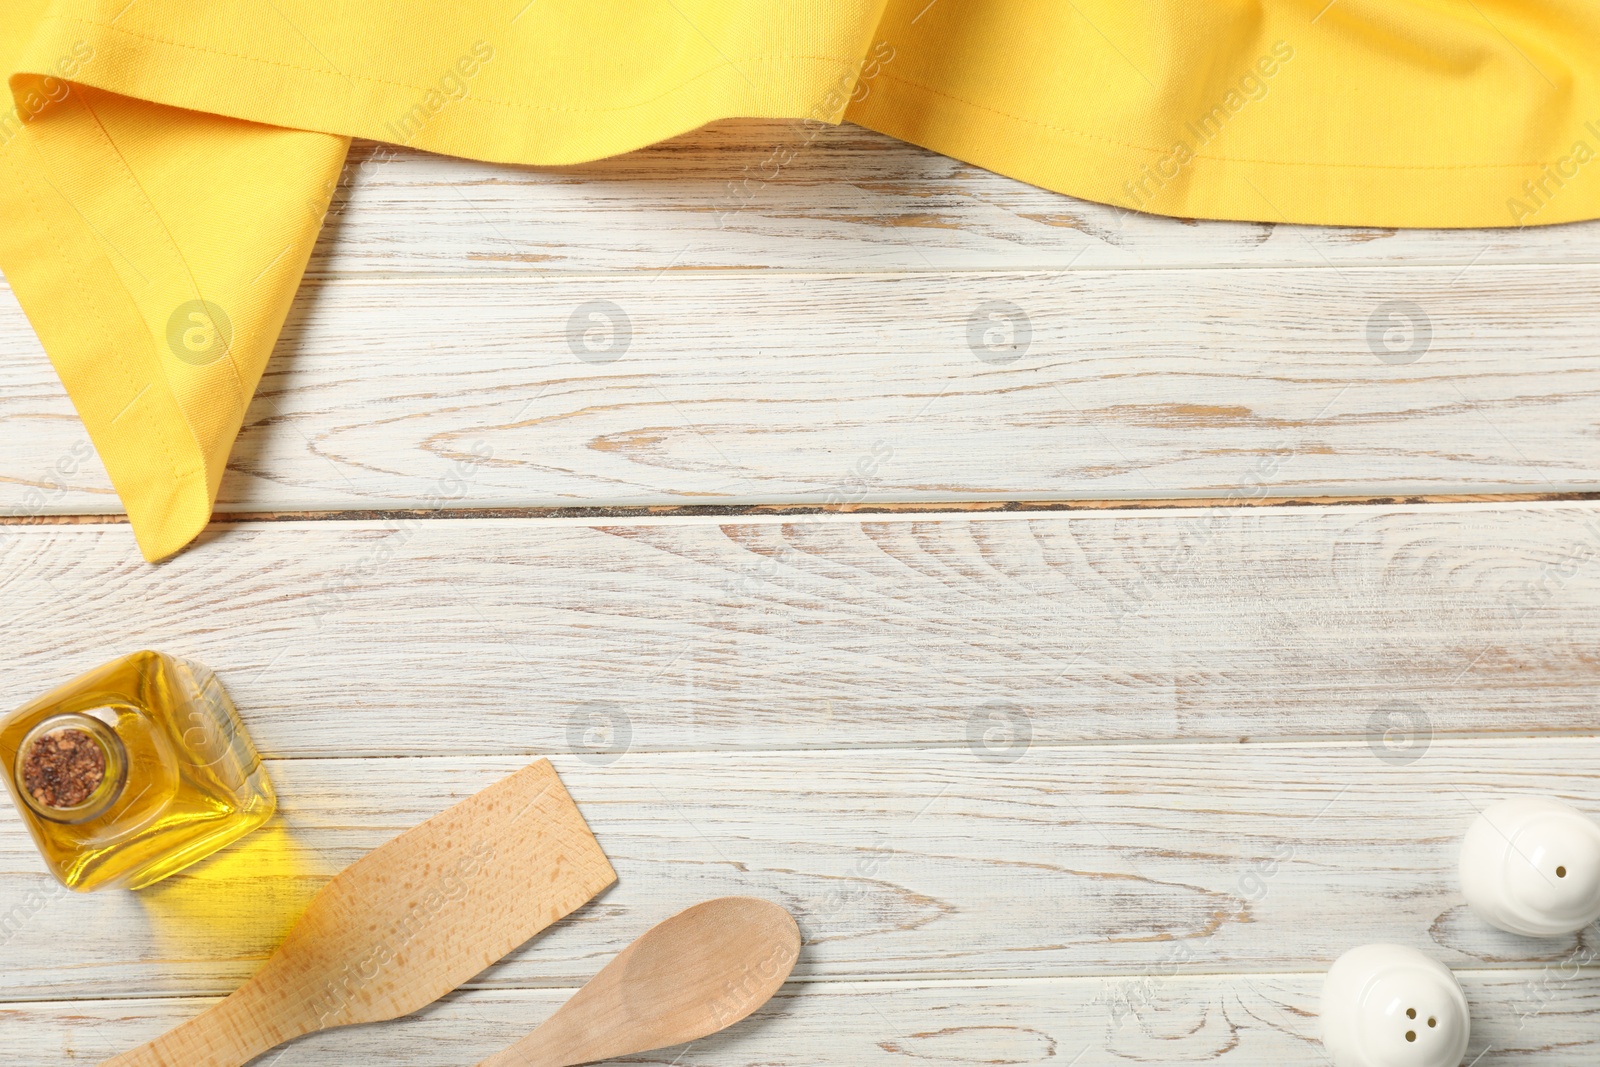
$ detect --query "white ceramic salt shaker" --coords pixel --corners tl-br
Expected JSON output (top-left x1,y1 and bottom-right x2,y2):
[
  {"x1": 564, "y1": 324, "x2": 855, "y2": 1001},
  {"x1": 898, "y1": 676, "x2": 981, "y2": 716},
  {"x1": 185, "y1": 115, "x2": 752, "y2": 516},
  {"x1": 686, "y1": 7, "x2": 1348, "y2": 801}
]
[
  {"x1": 1459, "y1": 796, "x2": 1600, "y2": 937},
  {"x1": 1320, "y1": 944, "x2": 1469, "y2": 1067}
]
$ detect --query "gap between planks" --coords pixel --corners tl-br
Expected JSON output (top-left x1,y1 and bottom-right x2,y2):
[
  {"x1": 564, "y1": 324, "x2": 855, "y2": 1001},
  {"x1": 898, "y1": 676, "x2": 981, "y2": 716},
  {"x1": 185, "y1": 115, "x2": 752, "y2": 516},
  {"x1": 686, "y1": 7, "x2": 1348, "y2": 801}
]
[
  {"x1": 239, "y1": 729, "x2": 1600, "y2": 760},
  {"x1": 0, "y1": 965, "x2": 1580, "y2": 1005},
  {"x1": 0, "y1": 972, "x2": 1344, "y2": 1009},
  {"x1": 292, "y1": 260, "x2": 1600, "y2": 278},
  {"x1": 5, "y1": 489, "x2": 1600, "y2": 527}
]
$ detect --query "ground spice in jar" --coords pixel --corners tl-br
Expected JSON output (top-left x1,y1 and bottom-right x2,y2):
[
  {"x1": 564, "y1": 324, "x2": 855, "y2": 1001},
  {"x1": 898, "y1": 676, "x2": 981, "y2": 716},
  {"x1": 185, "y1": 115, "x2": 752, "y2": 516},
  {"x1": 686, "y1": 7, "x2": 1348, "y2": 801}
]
[{"x1": 21, "y1": 728, "x2": 107, "y2": 808}]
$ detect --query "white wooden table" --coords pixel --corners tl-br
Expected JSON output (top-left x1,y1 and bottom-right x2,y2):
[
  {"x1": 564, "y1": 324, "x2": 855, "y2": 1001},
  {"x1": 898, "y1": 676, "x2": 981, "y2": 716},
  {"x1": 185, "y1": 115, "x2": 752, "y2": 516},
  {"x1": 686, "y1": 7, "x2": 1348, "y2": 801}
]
[{"x1": 3, "y1": 120, "x2": 1600, "y2": 1065}]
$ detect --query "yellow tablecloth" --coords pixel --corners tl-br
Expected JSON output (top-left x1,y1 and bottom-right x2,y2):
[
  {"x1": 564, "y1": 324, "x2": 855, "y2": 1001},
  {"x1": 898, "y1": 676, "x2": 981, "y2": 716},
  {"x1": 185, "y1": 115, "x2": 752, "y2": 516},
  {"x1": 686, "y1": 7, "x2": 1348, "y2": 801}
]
[{"x1": 4, "y1": 1, "x2": 1597, "y2": 561}]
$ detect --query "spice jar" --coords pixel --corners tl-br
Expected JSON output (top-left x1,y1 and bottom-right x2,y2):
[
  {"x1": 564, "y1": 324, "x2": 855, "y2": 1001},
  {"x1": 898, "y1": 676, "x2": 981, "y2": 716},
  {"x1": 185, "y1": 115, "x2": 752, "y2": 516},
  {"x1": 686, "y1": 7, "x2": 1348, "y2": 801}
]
[{"x1": 0, "y1": 651, "x2": 275, "y2": 891}]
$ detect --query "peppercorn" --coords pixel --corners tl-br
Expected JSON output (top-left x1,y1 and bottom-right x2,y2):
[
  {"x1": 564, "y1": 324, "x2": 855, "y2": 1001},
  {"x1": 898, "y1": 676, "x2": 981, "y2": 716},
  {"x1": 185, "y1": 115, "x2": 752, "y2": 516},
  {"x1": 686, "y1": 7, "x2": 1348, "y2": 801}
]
[{"x1": 21, "y1": 728, "x2": 106, "y2": 809}]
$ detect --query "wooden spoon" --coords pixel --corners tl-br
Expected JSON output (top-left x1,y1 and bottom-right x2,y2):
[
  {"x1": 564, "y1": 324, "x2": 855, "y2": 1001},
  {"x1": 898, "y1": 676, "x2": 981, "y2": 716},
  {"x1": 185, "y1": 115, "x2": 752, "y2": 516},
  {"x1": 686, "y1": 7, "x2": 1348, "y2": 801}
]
[
  {"x1": 101, "y1": 759, "x2": 616, "y2": 1067},
  {"x1": 478, "y1": 897, "x2": 801, "y2": 1067}
]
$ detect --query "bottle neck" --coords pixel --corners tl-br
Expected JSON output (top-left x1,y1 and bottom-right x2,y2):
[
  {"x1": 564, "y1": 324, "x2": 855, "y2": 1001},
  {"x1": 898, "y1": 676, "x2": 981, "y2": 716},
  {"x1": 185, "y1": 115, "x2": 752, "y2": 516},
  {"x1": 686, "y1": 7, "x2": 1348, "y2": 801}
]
[{"x1": 15, "y1": 710, "x2": 128, "y2": 824}]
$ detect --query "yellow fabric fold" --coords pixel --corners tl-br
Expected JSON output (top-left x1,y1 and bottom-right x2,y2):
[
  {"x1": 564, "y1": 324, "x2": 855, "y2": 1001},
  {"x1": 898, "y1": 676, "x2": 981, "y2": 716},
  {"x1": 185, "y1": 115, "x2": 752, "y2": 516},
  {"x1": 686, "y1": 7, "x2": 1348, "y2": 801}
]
[
  {"x1": 856, "y1": 0, "x2": 1600, "y2": 228},
  {"x1": 1, "y1": 0, "x2": 1597, "y2": 561}
]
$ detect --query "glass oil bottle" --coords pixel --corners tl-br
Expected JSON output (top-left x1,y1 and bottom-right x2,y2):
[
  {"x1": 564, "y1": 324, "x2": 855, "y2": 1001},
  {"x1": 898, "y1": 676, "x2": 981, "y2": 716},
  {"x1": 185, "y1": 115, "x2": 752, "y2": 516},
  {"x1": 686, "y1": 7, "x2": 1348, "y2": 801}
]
[{"x1": 0, "y1": 651, "x2": 275, "y2": 891}]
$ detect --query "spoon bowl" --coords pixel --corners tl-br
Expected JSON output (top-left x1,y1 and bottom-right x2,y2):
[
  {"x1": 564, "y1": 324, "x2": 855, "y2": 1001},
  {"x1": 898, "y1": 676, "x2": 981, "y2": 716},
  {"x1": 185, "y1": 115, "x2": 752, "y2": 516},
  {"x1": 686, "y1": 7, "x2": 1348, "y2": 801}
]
[{"x1": 478, "y1": 896, "x2": 801, "y2": 1067}]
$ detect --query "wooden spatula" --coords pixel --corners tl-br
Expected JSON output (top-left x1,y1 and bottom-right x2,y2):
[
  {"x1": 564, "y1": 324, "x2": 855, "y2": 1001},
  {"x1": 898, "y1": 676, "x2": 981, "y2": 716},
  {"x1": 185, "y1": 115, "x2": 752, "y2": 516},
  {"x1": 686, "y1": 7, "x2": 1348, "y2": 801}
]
[
  {"x1": 101, "y1": 759, "x2": 616, "y2": 1067},
  {"x1": 477, "y1": 897, "x2": 801, "y2": 1067}
]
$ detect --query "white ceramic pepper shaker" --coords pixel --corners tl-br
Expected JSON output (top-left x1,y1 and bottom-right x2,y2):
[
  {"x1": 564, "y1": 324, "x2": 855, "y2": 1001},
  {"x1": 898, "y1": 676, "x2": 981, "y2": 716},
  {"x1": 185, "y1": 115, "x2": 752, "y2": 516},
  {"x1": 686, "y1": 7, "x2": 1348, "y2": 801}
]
[
  {"x1": 1320, "y1": 944, "x2": 1469, "y2": 1067},
  {"x1": 1459, "y1": 796, "x2": 1600, "y2": 937}
]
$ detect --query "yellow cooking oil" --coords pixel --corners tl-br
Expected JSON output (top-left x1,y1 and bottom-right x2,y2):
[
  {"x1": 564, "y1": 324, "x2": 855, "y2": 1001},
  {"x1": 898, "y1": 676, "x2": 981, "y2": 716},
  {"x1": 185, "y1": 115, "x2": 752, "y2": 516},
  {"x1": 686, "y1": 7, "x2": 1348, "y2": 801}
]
[{"x1": 0, "y1": 651, "x2": 274, "y2": 891}]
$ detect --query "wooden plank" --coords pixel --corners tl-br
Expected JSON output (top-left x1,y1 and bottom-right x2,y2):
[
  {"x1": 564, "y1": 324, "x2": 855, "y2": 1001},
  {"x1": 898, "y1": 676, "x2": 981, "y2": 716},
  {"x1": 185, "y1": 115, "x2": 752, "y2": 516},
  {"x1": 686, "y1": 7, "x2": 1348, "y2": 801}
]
[
  {"x1": 4, "y1": 264, "x2": 1600, "y2": 516},
  {"x1": 3, "y1": 505, "x2": 1600, "y2": 756},
  {"x1": 5, "y1": 116, "x2": 1596, "y2": 1065},
  {"x1": 2, "y1": 742, "x2": 1598, "y2": 999},
  {"x1": 305, "y1": 130, "x2": 1600, "y2": 275},
  {"x1": 5, "y1": 970, "x2": 1598, "y2": 1067}
]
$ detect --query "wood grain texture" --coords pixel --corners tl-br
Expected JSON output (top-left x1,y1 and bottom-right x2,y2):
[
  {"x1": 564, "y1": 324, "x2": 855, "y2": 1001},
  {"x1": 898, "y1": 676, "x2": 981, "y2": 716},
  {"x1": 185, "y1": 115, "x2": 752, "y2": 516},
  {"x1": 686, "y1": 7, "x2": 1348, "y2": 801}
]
[
  {"x1": 308, "y1": 129, "x2": 1600, "y2": 275},
  {"x1": 3, "y1": 743, "x2": 1599, "y2": 1000},
  {"x1": 4, "y1": 264, "x2": 1599, "y2": 517},
  {"x1": 4, "y1": 971, "x2": 1599, "y2": 1066},
  {"x1": 2, "y1": 132, "x2": 1599, "y2": 518},
  {"x1": 2, "y1": 505, "x2": 1599, "y2": 757}
]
